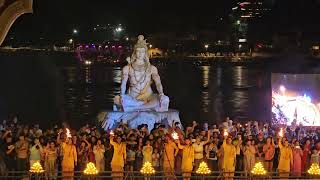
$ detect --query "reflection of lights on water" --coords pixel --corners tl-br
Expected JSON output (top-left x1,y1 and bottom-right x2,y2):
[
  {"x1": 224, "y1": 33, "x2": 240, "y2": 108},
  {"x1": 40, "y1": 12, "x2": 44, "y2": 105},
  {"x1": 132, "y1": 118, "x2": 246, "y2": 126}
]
[
  {"x1": 216, "y1": 68, "x2": 222, "y2": 86},
  {"x1": 234, "y1": 66, "x2": 246, "y2": 87},
  {"x1": 85, "y1": 67, "x2": 91, "y2": 83},
  {"x1": 202, "y1": 66, "x2": 210, "y2": 87},
  {"x1": 201, "y1": 66, "x2": 210, "y2": 113},
  {"x1": 113, "y1": 67, "x2": 121, "y2": 84},
  {"x1": 231, "y1": 91, "x2": 248, "y2": 110},
  {"x1": 202, "y1": 91, "x2": 210, "y2": 113}
]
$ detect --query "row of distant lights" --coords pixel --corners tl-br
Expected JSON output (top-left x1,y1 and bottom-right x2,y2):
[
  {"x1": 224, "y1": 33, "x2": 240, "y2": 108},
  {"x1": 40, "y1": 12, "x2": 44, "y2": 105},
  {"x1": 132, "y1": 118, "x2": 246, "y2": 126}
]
[
  {"x1": 74, "y1": 24, "x2": 123, "y2": 34},
  {"x1": 78, "y1": 45, "x2": 123, "y2": 49}
]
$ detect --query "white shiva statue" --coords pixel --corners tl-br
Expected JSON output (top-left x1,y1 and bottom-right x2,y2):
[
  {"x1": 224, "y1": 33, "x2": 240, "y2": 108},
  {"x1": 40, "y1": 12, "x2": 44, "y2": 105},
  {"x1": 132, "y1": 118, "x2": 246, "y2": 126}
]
[{"x1": 114, "y1": 35, "x2": 169, "y2": 112}]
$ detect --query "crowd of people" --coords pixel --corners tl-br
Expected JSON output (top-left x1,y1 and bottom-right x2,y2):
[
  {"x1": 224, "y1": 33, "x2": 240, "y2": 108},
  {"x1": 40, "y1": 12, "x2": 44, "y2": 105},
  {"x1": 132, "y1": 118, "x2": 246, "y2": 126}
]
[{"x1": 0, "y1": 115, "x2": 320, "y2": 180}]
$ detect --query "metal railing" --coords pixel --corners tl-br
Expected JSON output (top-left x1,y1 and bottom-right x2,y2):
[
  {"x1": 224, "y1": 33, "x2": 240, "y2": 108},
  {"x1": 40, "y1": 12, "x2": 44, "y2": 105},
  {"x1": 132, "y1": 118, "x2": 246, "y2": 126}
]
[{"x1": 0, "y1": 171, "x2": 318, "y2": 179}]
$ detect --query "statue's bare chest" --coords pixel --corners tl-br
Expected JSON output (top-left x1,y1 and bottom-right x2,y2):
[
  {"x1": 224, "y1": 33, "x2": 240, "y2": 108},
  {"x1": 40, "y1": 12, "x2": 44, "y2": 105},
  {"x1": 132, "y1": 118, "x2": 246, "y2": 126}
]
[{"x1": 128, "y1": 65, "x2": 152, "y2": 85}]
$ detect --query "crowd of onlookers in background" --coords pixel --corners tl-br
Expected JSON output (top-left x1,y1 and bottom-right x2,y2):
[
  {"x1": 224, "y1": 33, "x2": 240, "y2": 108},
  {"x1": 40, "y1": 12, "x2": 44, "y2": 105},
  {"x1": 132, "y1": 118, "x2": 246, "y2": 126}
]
[{"x1": 0, "y1": 115, "x2": 320, "y2": 180}]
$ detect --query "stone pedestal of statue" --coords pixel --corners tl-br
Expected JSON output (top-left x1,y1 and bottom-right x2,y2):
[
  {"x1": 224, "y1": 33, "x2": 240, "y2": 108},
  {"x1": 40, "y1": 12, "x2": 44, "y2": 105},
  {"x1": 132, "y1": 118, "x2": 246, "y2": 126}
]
[{"x1": 98, "y1": 109, "x2": 181, "y2": 131}]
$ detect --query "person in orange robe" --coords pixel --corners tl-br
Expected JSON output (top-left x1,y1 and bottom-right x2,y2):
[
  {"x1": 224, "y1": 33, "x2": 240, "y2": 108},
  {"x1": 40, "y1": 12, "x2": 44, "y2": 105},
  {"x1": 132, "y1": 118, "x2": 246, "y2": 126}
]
[
  {"x1": 278, "y1": 137, "x2": 293, "y2": 179},
  {"x1": 57, "y1": 131, "x2": 77, "y2": 180},
  {"x1": 177, "y1": 138, "x2": 194, "y2": 180},
  {"x1": 163, "y1": 135, "x2": 179, "y2": 180},
  {"x1": 110, "y1": 135, "x2": 126, "y2": 180},
  {"x1": 222, "y1": 135, "x2": 238, "y2": 180}
]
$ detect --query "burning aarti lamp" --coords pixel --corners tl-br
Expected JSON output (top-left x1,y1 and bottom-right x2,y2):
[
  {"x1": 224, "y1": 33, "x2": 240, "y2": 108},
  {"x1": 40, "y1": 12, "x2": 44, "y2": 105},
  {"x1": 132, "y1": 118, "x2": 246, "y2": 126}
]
[
  {"x1": 223, "y1": 129, "x2": 228, "y2": 137},
  {"x1": 29, "y1": 161, "x2": 44, "y2": 174},
  {"x1": 66, "y1": 128, "x2": 72, "y2": 138},
  {"x1": 140, "y1": 161, "x2": 156, "y2": 175},
  {"x1": 171, "y1": 131, "x2": 179, "y2": 140},
  {"x1": 308, "y1": 163, "x2": 320, "y2": 175},
  {"x1": 84, "y1": 162, "x2": 98, "y2": 175},
  {"x1": 251, "y1": 162, "x2": 267, "y2": 175},
  {"x1": 196, "y1": 161, "x2": 211, "y2": 175},
  {"x1": 278, "y1": 128, "x2": 284, "y2": 137}
]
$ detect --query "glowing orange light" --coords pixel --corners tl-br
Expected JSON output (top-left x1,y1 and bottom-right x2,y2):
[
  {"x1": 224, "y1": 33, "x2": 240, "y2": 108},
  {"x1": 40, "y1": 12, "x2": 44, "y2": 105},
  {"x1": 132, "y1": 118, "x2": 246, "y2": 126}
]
[
  {"x1": 140, "y1": 161, "x2": 156, "y2": 175},
  {"x1": 110, "y1": 130, "x2": 114, "y2": 136},
  {"x1": 223, "y1": 129, "x2": 228, "y2": 136},
  {"x1": 29, "y1": 161, "x2": 44, "y2": 174},
  {"x1": 308, "y1": 163, "x2": 320, "y2": 175},
  {"x1": 66, "y1": 128, "x2": 72, "y2": 138},
  {"x1": 171, "y1": 131, "x2": 179, "y2": 140},
  {"x1": 278, "y1": 128, "x2": 283, "y2": 137},
  {"x1": 196, "y1": 161, "x2": 211, "y2": 175},
  {"x1": 251, "y1": 162, "x2": 267, "y2": 175},
  {"x1": 84, "y1": 162, "x2": 98, "y2": 175}
]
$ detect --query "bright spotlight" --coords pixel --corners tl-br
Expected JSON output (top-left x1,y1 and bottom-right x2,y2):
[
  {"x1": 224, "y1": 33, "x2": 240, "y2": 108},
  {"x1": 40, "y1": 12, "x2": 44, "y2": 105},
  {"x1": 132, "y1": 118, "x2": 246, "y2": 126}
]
[{"x1": 280, "y1": 85, "x2": 286, "y2": 93}]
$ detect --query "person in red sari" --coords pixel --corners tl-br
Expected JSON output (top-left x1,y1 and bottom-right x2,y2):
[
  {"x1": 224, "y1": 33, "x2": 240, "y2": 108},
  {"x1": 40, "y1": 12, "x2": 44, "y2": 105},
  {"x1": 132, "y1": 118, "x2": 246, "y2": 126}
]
[
  {"x1": 292, "y1": 141, "x2": 303, "y2": 177},
  {"x1": 263, "y1": 137, "x2": 275, "y2": 172},
  {"x1": 301, "y1": 139, "x2": 311, "y2": 173}
]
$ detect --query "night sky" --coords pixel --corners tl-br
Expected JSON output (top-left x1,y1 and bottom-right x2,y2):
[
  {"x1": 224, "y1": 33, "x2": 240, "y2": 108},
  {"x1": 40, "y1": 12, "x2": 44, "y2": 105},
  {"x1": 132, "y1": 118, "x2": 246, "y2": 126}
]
[{"x1": 6, "y1": 0, "x2": 320, "y2": 41}]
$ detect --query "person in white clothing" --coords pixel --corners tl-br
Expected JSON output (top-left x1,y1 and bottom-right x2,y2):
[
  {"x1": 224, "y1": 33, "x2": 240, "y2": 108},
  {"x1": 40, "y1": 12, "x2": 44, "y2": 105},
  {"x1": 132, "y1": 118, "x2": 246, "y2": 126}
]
[
  {"x1": 93, "y1": 139, "x2": 105, "y2": 172},
  {"x1": 192, "y1": 130, "x2": 211, "y2": 170}
]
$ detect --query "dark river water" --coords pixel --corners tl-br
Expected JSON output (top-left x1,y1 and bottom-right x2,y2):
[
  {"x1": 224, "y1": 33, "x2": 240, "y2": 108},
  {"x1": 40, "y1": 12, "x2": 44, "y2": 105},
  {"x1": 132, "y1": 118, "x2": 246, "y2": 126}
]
[{"x1": 0, "y1": 51, "x2": 319, "y2": 128}]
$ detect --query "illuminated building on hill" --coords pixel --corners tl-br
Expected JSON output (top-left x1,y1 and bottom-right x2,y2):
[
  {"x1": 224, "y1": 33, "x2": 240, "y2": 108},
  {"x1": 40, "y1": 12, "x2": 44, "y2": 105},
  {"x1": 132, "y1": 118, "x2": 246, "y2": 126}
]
[{"x1": 231, "y1": 0, "x2": 274, "y2": 50}]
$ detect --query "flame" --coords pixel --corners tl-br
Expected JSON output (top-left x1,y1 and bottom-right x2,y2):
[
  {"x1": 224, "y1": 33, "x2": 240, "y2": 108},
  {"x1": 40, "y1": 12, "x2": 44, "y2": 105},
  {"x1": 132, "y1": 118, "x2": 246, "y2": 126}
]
[
  {"x1": 308, "y1": 163, "x2": 320, "y2": 175},
  {"x1": 251, "y1": 162, "x2": 267, "y2": 175},
  {"x1": 84, "y1": 162, "x2": 98, "y2": 175},
  {"x1": 140, "y1": 161, "x2": 156, "y2": 175},
  {"x1": 29, "y1": 161, "x2": 44, "y2": 173},
  {"x1": 171, "y1": 131, "x2": 179, "y2": 140},
  {"x1": 66, "y1": 128, "x2": 72, "y2": 138},
  {"x1": 223, "y1": 129, "x2": 228, "y2": 136},
  {"x1": 110, "y1": 130, "x2": 114, "y2": 136},
  {"x1": 196, "y1": 161, "x2": 211, "y2": 175},
  {"x1": 278, "y1": 128, "x2": 283, "y2": 137}
]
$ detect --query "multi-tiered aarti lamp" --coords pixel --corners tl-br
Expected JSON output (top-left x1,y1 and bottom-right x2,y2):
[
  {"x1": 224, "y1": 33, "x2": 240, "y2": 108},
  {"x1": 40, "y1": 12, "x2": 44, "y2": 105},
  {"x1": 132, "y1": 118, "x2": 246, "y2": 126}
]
[
  {"x1": 84, "y1": 162, "x2": 98, "y2": 175},
  {"x1": 196, "y1": 161, "x2": 211, "y2": 175},
  {"x1": 308, "y1": 163, "x2": 320, "y2": 175},
  {"x1": 140, "y1": 161, "x2": 156, "y2": 175},
  {"x1": 29, "y1": 161, "x2": 44, "y2": 174},
  {"x1": 251, "y1": 162, "x2": 267, "y2": 175}
]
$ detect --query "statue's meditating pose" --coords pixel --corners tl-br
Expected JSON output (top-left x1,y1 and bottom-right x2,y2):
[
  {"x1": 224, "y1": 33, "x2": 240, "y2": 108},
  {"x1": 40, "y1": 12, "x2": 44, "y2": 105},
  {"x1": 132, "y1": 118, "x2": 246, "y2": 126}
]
[{"x1": 114, "y1": 35, "x2": 169, "y2": 112}]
